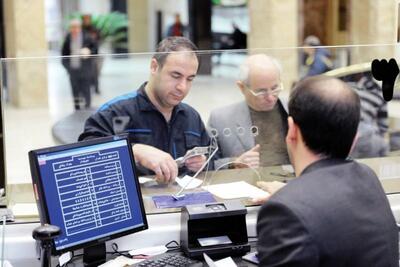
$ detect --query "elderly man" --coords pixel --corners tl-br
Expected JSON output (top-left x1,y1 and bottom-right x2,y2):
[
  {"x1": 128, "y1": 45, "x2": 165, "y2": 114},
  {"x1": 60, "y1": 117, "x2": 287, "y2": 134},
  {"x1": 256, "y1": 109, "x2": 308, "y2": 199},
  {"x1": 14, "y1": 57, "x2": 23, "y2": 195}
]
[
  {"x1": 257, "y1": 76, "x2": 398, "y2": 266},
  {"x1": 79, "y1": 37, "x2": 209, "y2": 183},
  {"x1": 208, "y1": 54, "x2": 289, "y2": 169}
]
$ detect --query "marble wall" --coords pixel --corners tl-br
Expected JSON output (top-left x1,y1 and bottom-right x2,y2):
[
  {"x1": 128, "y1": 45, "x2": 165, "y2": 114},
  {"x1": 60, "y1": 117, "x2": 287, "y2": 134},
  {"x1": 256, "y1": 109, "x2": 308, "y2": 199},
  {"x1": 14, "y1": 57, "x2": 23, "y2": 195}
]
[
  {"x1": 350, "y1": 0, "x2": 397, "y2": 64},
  {"x1": 248, "y1": 0, "x2": 299, "y2": 89},
  {"x1": 127, "y1": 0, "x2": 149, "y2": 53},
  {"x1": 3, "y1": 0, "x2": 48, "y2": 107}
]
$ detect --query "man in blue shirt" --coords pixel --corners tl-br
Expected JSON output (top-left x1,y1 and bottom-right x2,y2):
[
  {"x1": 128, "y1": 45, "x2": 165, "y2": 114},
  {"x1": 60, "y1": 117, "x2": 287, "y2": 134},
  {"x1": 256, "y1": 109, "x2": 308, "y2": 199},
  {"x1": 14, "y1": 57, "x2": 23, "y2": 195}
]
[{"x1": 79, "y1": 37, "x2": 209, "y2": 183}]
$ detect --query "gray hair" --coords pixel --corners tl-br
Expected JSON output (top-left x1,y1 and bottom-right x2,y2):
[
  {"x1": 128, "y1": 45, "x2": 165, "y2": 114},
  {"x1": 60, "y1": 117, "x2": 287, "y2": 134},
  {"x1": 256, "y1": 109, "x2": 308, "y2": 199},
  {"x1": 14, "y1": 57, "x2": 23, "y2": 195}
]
[
  {"x1": 238, "y1": 54, "x2": 283, "y2": 85},
  {"x1": 69, "y1": 18, "x2": 82, "y2": 27},
  {"x1": 304, "y1": 35, "x2": 321, "y2": 46}
]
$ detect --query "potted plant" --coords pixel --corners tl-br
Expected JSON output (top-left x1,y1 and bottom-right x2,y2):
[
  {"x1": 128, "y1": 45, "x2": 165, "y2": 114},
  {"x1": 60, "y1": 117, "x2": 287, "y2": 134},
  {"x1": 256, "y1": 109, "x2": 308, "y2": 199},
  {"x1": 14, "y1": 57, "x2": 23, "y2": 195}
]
[{"x1": 68, "y1": 11, "x2": 129, "y2": 53}]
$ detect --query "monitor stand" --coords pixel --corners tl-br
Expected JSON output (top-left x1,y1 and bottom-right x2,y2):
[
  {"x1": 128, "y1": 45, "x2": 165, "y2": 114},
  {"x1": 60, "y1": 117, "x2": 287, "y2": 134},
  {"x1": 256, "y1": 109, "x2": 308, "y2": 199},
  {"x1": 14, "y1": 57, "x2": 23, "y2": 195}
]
[{"x1": 83, "y1": 242, "x2": 106, "y2": 267}]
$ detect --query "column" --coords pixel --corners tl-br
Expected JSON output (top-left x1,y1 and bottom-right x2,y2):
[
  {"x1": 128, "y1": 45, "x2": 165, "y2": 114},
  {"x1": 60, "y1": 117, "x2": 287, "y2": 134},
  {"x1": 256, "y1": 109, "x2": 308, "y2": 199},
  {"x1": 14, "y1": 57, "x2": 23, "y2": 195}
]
[
  {"x1": 248, "y1": 0, "x2": 299, "y2": 90},
  {"x1": 127, "y1": 0, "x2": 149, "y2": 52},
  {"x1": 350, "y1": 0, "x2": 397, "y2": 64},
  {"x1": 3, "y1": 0, "x2": 48, "y2": 107}
]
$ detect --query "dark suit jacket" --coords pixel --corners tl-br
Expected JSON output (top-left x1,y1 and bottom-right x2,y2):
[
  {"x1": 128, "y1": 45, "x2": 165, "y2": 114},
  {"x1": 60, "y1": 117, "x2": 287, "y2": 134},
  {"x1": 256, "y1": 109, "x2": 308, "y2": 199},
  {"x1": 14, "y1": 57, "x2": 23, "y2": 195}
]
[
  {"x1": 61, "y1": 32, "x2": 98, "y2": 75},
  {"x1": 257, "y1": 158, "x2": 398, "y2": 267}
]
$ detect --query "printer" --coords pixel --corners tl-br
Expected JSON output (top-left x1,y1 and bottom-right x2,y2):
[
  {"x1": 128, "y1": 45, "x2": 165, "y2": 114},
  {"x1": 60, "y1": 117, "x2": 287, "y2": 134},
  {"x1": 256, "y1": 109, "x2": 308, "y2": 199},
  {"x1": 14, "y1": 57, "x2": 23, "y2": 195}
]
[{"x1": 180, "y1": 200, "x2": 251, "y2": 259}]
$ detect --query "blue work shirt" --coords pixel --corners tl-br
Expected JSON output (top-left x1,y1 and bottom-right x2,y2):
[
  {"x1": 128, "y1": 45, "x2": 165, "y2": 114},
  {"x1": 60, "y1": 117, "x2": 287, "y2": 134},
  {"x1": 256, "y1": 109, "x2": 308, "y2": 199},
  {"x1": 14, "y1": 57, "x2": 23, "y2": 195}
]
[{"x1": 78, "y1": 82, "x2": 211, "y2": 175}]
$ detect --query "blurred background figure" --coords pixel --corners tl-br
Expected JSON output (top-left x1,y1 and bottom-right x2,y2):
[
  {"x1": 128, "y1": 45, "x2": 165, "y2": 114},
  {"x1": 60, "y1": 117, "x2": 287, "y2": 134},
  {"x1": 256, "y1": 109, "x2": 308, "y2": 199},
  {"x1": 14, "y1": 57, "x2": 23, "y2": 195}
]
[
  {"x1": 347, "y1": 72, "x2": 390, "y2": 158},
  {"x1": 61, "y1": 19, "x2": 98, "y2": 110},
  {"x1": 231, "y1": 22, "x2": 246, "y2": 49},
  {"x1": 167, "y1": 13, "x2": 186, "y2": 37},
  {"x1": 214, "y1": 22, "x2": 247, "y2": 50},
  {"x1": 302, "y1": 35, "x2": 333, "y2": 78},
  {"x1": 81, "y1": 14, "x2": 101, "y2": 95}
]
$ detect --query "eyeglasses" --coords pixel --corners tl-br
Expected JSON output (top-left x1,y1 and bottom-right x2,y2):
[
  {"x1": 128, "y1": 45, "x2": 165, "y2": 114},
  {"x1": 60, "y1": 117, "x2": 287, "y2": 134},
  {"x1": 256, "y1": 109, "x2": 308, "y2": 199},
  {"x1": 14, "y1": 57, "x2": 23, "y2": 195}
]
[{"x1": 244, "y1": 82, "x2": 283, "y2": 97}]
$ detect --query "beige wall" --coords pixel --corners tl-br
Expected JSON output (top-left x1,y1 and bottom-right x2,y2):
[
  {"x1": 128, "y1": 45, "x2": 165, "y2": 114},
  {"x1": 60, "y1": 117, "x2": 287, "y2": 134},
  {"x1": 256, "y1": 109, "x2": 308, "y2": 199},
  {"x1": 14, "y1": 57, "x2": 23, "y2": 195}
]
[
  {"x1": 248, "y1": 0, "x2": 299, "y2": 89},
  {"x1": 3, "y1": 0, "x2": 48, "y2": 107},
  {"x1": 127, "y1": 0, "x2": 149, "y2": 53},
  {"x1": 350, "y1": 0, "x2": 398, "y2": 64}
]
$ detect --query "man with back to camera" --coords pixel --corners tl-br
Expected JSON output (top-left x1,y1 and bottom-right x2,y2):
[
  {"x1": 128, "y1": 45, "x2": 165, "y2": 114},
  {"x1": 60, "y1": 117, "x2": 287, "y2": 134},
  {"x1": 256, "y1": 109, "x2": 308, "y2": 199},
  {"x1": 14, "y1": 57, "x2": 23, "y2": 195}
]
[
  {"x1": 207, "y1": 54, "x2": 289, "y2": 169},
  {"x1": 79, "y1": 37, "x2": 209, "y2": 183},
  {"x1": 256, "y1": 76, "x2": 398, "y2": 266}
]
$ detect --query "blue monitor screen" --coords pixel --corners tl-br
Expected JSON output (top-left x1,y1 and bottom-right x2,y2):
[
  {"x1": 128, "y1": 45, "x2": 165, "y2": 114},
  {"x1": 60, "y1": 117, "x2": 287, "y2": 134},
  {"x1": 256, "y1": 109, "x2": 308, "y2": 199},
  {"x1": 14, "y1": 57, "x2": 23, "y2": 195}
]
[{"x1": 31, "y1": 137, "x2": 147, "y2": 252}]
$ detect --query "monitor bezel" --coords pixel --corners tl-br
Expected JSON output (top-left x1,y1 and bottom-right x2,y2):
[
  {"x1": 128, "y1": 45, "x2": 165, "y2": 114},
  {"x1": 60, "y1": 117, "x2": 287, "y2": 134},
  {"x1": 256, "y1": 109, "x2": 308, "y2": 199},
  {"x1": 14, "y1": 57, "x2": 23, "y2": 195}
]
[{"x1": 29, "y1": 135, "x2": 148, "y2": 255}]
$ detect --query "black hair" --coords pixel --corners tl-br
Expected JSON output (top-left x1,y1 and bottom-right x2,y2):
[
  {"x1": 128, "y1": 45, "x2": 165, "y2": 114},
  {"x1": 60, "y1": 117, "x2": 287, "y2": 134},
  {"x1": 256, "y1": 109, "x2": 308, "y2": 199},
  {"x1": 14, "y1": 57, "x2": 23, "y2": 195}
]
[
  {"x1": 289, "y1": 76, "x2": 360, "y2": 159},
  {"x1": 153, "y1": 36, "x2": 199, "y2": 68}
]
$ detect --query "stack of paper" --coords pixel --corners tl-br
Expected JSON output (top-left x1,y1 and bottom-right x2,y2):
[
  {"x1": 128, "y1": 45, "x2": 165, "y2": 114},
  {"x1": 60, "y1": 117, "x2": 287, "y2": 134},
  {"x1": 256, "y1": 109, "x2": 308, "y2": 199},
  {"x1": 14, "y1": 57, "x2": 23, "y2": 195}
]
[
  {"x1": 11, "y1": 203, "x2": 38, "y2": 217},
  {"x1": 204, "y1": 253, "x2": 237, "y2": 267},
  {"x1": 203, "y1": 181, "x2": 269, "y2": 199}
]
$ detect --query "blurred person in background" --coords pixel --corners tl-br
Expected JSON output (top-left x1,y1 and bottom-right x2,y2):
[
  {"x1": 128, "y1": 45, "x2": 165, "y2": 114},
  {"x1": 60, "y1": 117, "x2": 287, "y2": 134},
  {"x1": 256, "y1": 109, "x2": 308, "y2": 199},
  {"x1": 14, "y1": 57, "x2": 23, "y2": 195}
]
[
  {"x1": 231, "y1": 22, "x2": 247, "y2": 49},
  {"x1": 302, "y1": 35, "x2": 333, "y2": 78},
  {"x1": 167, "y1": 14, "x2": 186, "y2": 37},
  {"x1": 62, "y1": 19, "x2": 98, "y2": 110},
  {"x1": 82, "y1": 14, "x2": 101, "y2": 95},
  {"x1": 347, "y1": 72, "x2": 390, "y2": 158}
]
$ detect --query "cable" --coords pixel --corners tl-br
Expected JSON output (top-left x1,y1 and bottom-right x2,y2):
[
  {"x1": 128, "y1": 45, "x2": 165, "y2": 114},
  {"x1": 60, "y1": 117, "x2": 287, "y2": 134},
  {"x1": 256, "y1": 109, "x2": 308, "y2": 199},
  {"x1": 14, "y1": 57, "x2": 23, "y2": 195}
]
[
  {"x1": 202, "y1": 136, "x2": 218, "y2": 187},
  {"x1": 111, "y1": 243, "x2": 132, "y2": 259},
  {"x1": 174, "y1": 140, "x2": 219, "y2": 198},
  {"x1": 165, "y1": 240, "x2": 181, "y2": 252}
]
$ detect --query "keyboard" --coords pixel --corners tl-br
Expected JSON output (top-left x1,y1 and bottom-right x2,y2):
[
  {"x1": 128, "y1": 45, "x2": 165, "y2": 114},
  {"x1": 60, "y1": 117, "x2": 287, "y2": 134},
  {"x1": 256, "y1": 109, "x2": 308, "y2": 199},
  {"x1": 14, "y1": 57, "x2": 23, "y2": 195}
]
[{"x1": 132, "y1": 253, "x2": 202, "y2": 267}]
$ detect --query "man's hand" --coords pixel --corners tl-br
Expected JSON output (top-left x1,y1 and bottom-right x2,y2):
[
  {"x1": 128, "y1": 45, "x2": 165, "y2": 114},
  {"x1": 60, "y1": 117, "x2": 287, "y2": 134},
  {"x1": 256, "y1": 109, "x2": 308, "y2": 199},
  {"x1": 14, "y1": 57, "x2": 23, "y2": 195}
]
[
  {"x1": 185, "y1": 155, "x2": 206, "y2": 172},
  {"x1": 234, "y1": 144, "x2": 260, "y2": 168},
  {"x1": 251, "y1": 181, "x2": 286, "y2": 204},
  {"x1": 132, "y1": 144, "x2": 178, "y2": 183}
]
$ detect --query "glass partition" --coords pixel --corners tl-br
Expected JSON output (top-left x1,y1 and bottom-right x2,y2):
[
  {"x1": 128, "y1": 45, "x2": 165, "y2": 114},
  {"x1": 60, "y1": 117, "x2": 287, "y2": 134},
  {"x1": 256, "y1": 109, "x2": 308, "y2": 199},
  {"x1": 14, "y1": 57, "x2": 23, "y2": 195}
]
[{"x1": 2, "y1": 44, "x2": 400, "y2": 219}]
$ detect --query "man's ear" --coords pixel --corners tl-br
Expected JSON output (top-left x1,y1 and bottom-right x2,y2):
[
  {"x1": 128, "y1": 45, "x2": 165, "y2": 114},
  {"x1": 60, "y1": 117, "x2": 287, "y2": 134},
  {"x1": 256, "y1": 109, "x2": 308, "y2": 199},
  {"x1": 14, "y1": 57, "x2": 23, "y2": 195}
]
[
  {"x1": 150, "y1": 58, "x2": 159, "y2": 74},
  {"x1": 286, "y1": 116, "x2": 298, "y2": 145},
  {"x1": 236, "y1": 80, "x2": 246, "y2": 94}
]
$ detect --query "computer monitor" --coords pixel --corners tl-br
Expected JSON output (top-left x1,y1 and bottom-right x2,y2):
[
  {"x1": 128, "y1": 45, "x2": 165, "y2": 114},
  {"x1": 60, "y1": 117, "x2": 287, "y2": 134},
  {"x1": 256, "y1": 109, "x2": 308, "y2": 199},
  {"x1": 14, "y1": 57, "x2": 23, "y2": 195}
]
[{"x1": 29, "y1": 135, "x2": 148, "y2": 266}]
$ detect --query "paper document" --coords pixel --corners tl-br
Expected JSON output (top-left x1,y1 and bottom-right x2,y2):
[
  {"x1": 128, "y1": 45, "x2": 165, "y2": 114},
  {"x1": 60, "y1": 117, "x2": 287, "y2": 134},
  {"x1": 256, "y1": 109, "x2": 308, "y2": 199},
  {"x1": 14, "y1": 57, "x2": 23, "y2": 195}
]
[
  {"x1": 0, "y1": 261, "x2": 13, "y2": 267},
  {"x1": 203, "y1": 181, "x2": 269, "y2": 199},
  {"x1": 176, "y1": 175, "x2": 203, "y2": 189},
  {"x1": 138, "y1": 176, "x2": 155, "y2": 184},
  {"x1": 98, "y1": 256, "x2": 143, "y2": 267},
  {"x1": 203, "y1": 253, "x2": 237, "y2": 267},
  {"x1": 129, "y1": 245, "x2": 168, "y2": 256},
  {"x1": 281, "y1": 164, "x2": 295, "y2": 173},
  {"x1": 152, "y1": 192, "x2": 216, "y2": 209},
  {"x1": 11, "y1": 203, "x2": 38, "y2": 217},
  {"x1": 379, "y1": 164, "x2": 400, "y2": 179},
  {"x1": 58, "y1": 252, "x2": 72, "y2": 266}
]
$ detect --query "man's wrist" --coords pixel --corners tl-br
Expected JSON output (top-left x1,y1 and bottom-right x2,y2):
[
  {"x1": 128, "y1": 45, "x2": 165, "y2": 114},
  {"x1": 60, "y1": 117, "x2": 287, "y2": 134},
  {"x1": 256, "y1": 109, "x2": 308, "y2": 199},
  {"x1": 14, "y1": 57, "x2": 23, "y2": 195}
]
[
  {"x1": 230, "y1": 159, "x2": 242, "y2": 169},
  {"x1": 132, "y1": 144, "x2": 142, "y2": 163}
]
